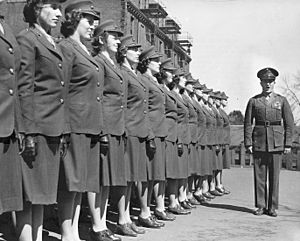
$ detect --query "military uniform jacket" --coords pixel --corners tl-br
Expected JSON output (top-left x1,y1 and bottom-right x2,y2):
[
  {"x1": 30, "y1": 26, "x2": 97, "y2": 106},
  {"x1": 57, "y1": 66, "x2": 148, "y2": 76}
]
[
  {"x1": 183, "y1": 95, "x2": 198, "y2": 144},
  {"x1": 94, "y1": 54, "x2": 127, "y2": 136},
  {"x1": 141, "y1": 74, "x2": 167, "y2": 138},
  {"x1": 202, "y1": 104, "x2": 217, "y2": 146},
  {"x1": 0, "y1": 18, "x2": 22, "y2": 137},
  {"x1": 193, "y1": 101, "x2": 207, "y2": 146},
  {"x1": 172, "y1": 91, "x2": 190, "y2": 145},
  {"x1": 212, "y1": 106, "x2": 224, "y2": 145},
  {"x1": 244, "y1": 92, "x2": 294, "y2": 152},
  {"x1": 17, "y1": 27, "x2": 70, "y2": 136},
  {"x1": 161, "y1": 85, "x2": 178, "y2": 143},
  {"x1": 219, "y1": 108, "x2": 230, "y2": 145},
  {"x1": 59, "y1": 38, "x2": 103, "y2": 135},
  {"x1": 121, "y1": 65, "x2": 154, "y2": 139}
]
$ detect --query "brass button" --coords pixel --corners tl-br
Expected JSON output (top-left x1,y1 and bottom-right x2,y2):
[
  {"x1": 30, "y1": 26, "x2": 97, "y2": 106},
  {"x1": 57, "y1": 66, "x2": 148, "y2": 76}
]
[
  {"x1": 58, "y1": 63, "x2": 62, "y2": 68},
  {"x1": 8, "y1": 48, "x2": 14, "y2": 54},
  {"x1": 143, "y1": 111, "x2": 147, "y2": 114},
  {"x1": 97, "y1": 82, "x2": 100, "y2": 87},
  {"x1": 60, "y1": 98, "x2": 64, "y2": 104},
  {"x1": 96, "y1": 67, "x2": 99, "y2": 72},
  {"x1": 97, "y1": 97, "x2": 100, "y2": 101},
  {"x1": 144, "y1": 99, "x2": 147, "y2": 103},
  {"x1": 9, "y1": 89, "x2": 14, "y2": 95},
  {"x1": 61, "y1": 81, "x2": 65, "y2": 86},
  {"x1": 121, "y1": 105, "x2": 124, "y2": 109},
  {"x1": 120, "y1": 80, "x2": 123, "y2": 84},
  {"x1": 143, "y1": 88, "x2": 146, "y2": 92},
  {"x1": 121, "y1": 92, "x2": 124, "y2": 97},
  {"x1": 9, "y1": 68, "x2": 14, "y2": 75}
]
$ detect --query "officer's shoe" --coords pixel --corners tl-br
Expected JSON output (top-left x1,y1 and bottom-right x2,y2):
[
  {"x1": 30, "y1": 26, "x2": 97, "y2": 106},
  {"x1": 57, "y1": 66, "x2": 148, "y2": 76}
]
[
  {"x1": 253, "y1": 208, "x2": 267, "y2": 216},
  {"x1": 267, "y1": 209, "x2": 277, "y2": 217}
]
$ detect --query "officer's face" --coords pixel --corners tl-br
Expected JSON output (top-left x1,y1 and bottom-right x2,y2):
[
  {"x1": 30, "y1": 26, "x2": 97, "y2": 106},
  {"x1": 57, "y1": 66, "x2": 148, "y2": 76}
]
[
  {"x1": 37, "y1": 3, "x2": 62, "y2": 29},
  {"x1": 215, "y1": 98, "x2": 221, "y2": 107},
  {"x1": 126, "y1": 48, "x2": 141, "y2": 64},
  {"x1": 106, "y1": 33, "x2": 121, "y2": 53},
  {"x1": 221, "y1": 99, "x2": 228, "y2": 107},
  {"x1": 195, "y1": 89, "x2": 202, "y2": 97},
  {"x1": 260, "y1": 79, "x2": 275, "y2": 94},
  {"x1": 77, "y1": 15, "x2": 96, "y2": 40},
  {"x1": 186, "y1": 83, "x2": 193, "y2": 93},
  {"x1": 208, "y1": 96, "x2": 214, "y2": 105}
]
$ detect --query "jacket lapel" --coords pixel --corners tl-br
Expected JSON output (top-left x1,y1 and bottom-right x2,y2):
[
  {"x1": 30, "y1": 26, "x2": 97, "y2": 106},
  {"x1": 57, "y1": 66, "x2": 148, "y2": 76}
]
[
  {"x1": 0, "y1": 20, "x2": 15, "y2": 47},
  {"x1": 101, "y1": 54, "x2": 123, "y2": 79}
]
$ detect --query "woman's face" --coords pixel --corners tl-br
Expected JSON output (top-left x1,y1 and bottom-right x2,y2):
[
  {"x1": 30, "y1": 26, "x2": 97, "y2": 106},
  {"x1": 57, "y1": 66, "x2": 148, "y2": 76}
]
[
  {"x1": 208, "y1": 96, "x2": 214, "y2": 105},
  {"x1": 221, "y1": 99, "x2": 228, "y2": 107},
  {"x1": 195, "y1": 89, "x2": 203, "y2": 98},
  {"x1": 106, "y1": 33, "x2": 121, "y2": 53},
  {"x1": 215, "y1": 98, "x2": 221, "y2": 107},
  {"x1": 185, "y1": 83, "x2": 194, "y2": 93},
  {"x1": 178, "y1": 76, "x2": 187, "y2": 89},
  {"x1": 202, "y1": 92, "x2": 208, "y2": 102},
  {"x1": 126, "y1": 47, "x2": 141, "y2": 65},
  {"x1": 165, "y1": 71, "x2": 173, "y2": 84},
  {"x1": 148, "y1": 58, "x2": 161, "y2": 74},
  {"x1": 77, "y1": 15, "x2": 95, "y2": 40},
  {"x1": 37, "y1": 4, "x2": 62, "y2": 29}
]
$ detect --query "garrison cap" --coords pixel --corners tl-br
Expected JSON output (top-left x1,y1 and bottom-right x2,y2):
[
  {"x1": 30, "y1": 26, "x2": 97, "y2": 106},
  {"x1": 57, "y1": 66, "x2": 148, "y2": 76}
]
[
  {"x1": 94, "y1": 19, "x2": 123, "y2": 38},
  {"x1": 257, "y1": 67, "x2": 279, "y2": 80},
  {"x1": 201, "y1": 84, "x2": 213, "y2": 94},
  {"x1": 65, "y1": 0, "x2": 100, "y2": 19},
  {"x1": 119, "y1": 35, "x2": 141, "y2": 51},
  {"x1": 220, "y1": 91, "x2": 229, "y2": 100},
  {"x1": 210, "y1": 91, "x2": 222, "y2": 99},
  {"x1": 160, "y1": 58, "x2": 177, "y2": 72},
  {"x1": 174, "y1": 68, "x2": 185, "y2": 77},
  {"x1": 139, "y1": 46, "x2": 162, "y2": 62}
]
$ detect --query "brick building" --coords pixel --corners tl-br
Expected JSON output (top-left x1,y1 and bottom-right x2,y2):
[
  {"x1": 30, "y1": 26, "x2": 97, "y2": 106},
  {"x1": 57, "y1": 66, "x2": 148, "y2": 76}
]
[{"x1": 3, "y1": 0, "x2": 192, "y2": 71}]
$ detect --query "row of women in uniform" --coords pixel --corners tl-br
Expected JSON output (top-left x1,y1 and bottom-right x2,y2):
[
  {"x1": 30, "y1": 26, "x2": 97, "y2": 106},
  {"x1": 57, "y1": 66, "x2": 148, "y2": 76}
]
[{"x1": 0, "y1": 0, "x2": 231, "y2": 240}]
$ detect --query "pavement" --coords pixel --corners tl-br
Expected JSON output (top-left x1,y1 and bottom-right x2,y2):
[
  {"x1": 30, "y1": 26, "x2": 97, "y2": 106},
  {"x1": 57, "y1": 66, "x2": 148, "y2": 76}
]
[{"x1": 1, "y1": 167, "x2": 300, "y2": 241}]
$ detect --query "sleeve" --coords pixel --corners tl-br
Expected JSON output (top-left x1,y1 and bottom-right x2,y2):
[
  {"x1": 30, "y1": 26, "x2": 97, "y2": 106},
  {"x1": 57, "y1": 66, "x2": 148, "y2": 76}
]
[
  {"x1": 244, "y1": 98, "x2": 254, "y2": 147},
  {"x1": 16, "y1": 33, "x2": 36, "y2": 134},
  {"x1": 282, "y1": 97, "x2": 294, "y2": 147}
]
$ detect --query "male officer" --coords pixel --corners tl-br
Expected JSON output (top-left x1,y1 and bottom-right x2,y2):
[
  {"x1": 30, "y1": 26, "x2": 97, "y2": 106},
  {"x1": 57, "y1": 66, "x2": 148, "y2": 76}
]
[{"x1": 244, "y1": 67, "x2": 294, "y2": 217}]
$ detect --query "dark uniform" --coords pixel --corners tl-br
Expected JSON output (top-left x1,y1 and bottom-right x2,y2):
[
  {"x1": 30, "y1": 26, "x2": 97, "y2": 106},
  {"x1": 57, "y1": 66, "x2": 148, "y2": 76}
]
[
  {"x1": 59, "y1": 37, "x2": 102, "y2": 193},
  {"x1": 17, "y1": 25, "x2": 70, "y2": 204},
  {"x1": 0, "y1": 15, "x2": 23, "y2": 214},
  {"x1": 244, "y1": 67, "x2": 294, "y2": 214}
]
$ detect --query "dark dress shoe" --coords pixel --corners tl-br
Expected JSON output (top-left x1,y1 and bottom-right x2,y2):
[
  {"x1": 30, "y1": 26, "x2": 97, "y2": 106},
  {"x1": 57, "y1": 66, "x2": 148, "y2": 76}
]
[
  {"x1": 168, "y1": 205, "x2": 190, "y2": 215},
  {"x1": 193, "y1": 194, "x2": 209, "y2": 204},
  {"x1": 210, "y1": 190, "x2": 224, "y2": 196},
  {"x1": 154, "y1": 209, "x2": 176, "y2": 221},
  {"x1": 216, "y1": 186, "x2": 230, "y2": 195},
  {"x1": 115, "y1": 223, "x2": 137, "y2": 237},
  {"x1": 138, "y1": 216, "x2": 161, "y2": 229},
  {"x1": 104, "y1": 229, "x2": 122, "y2": 241},
  {"x1": 267, "y1": 209, "x2": 277, "y2": 217},
  {"x1": 180, "y1": 200, "x2": 193, "y2": 210},
  {"x1": 151, "y1": 215, "x2": 165, "y2": 227},
  {"x1": 188, "y1": 196, "x2": 201, "y2": 205},
  {"x1": 186, "y1": 200, "x2": 196, "y2": 208},
  {"x1": 129, "y1": 222, "x2": 145, "y2": 234},
  {"x1": 89, "y1": 228, "x2": 114, "y2": 241},
  {"x1": 253, "y1": 208, "x2": 266, "y2": 216},
  {"x1": 203, "y1": 192, "x2": 215, "y2": 199}
]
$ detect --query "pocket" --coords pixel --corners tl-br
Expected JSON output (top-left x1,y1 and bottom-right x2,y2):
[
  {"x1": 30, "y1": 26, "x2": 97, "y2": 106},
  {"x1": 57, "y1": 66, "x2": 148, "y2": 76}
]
[{"x1": 273, "y1": 126, "x2": 284, "y2": 147}]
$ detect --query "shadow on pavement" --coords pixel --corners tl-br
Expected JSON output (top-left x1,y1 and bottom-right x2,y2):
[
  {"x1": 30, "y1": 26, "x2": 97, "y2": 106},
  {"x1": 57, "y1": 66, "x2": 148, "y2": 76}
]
[{"x1": 202, "y1": 203, "x2": 254, "y2": 214}]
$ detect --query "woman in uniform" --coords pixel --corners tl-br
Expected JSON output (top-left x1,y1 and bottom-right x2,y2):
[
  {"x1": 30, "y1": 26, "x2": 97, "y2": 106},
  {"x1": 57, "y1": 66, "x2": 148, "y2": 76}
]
[
  {"x1": 157, "y1": 60, "x2": 190, "y2": 216},
  {"x1": 58, "y1": 1, "x2": 102, "y2": 241},
  {"x1": 16, "y1": 0, "x2": 68, "y2": 240},
  {"x1": 136, "y1": 46, "x2": 166, "y2": 228},
  {"x1": 89, "y1": 19, "x2": 125, "y2": 241},
  {"x1": 0, "y1": 0, "x2": 23, "y2": 217}
]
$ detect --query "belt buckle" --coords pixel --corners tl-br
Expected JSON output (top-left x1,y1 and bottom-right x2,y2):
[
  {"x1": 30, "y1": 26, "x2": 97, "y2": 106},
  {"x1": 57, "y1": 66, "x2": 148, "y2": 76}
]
[{"x1": 265, "y1": 121, "x2": 270, "y2": 127}]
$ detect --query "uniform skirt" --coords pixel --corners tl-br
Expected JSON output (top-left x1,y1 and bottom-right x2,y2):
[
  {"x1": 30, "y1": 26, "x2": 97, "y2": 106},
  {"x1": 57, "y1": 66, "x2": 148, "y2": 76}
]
[
  {"x1": 198, "y1": 145, "x2": 211, "y2": 176},
  {"x1": 20, "y1": 135, "x2": 60, "y2": 205},
  {"x1": 125, "y1": 136, "x2": 147, "y2": 182},
  {"x1": 100, "y1": 134, "x2": 126, "y2": 186},
  {"x1": 222, "y1": 144, "x2": 231, "y2": 169},
  {"x1": 165, "y1": 141, "x2": 179, "y2": 179},
  {"x1": 207, "y1": 145, "x2": 216, "y2": 174},
  {"x1": 146, "y1": 137, "x2": 166, "y2": 181},
  {"x1": 177, "y1": 144, "x2": 189, "y2": 179},
  {"x1": 59, "y1": 133, "x2": 100, "y2": 193},
  {"x1": 216, "y1": 146, "x2": 223, "y2": 170},
  {"x1": 188, "y1": 143, "x2": 198, "y2": 175},
  {"x1": 0, "y1": 135, "x2": 23, "y2": 214}
]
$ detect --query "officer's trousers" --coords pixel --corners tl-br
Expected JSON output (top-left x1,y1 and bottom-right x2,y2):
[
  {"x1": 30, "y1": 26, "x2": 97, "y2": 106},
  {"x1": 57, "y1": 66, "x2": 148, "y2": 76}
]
[{"x1": 253, "y1": 151, "x2": 282, "y2": 210}]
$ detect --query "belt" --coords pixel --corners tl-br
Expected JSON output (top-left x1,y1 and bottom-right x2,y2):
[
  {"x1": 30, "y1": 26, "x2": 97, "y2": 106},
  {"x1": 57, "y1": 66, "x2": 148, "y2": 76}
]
[{"x1": 255, "y1": 120, "x2": 281, "y2": 127}]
